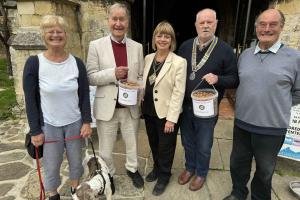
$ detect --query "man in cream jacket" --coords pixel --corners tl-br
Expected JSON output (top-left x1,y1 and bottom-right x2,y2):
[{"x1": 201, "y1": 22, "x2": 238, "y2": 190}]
[{"x1": 86, "y1": 2, "x2": 144, "y2": 189}]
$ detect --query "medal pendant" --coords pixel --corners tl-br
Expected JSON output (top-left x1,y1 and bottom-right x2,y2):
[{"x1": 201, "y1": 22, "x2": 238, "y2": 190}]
[
  {"x1": 149, "y1": 73, "x2": 156, "y2": 85},
  {"x1": 189, "y1": 72, "x2": 195, "y2": 80}
]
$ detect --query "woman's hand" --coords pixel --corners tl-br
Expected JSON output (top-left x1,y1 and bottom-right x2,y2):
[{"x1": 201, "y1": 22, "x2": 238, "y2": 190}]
[
  {"x1": 31, "y1": 133, "x2": 45, "y2": 147},
  {"x1": 164, "y1": 121, "x2": 175, "y2": 134},
  {"x1": 80, "y1": 123, "x2": 92, "y2": 138}
]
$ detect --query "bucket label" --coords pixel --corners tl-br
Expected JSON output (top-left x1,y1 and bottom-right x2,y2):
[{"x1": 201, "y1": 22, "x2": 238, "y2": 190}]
[
  {"x1": 192, "y1": 99, "x2": 214, "y2": 117},
  {"x1": 118, "y1": 87, "x2": 138, "y2": 106}
]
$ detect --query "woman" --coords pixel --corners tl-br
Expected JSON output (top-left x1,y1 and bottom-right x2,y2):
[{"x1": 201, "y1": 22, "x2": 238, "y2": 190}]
[
  {"x1": 23, "y1": 15, "x2": 92, "y2": 200},
  {"x1": 142, "y1": 21, "x2": 187, "y2": 196}
]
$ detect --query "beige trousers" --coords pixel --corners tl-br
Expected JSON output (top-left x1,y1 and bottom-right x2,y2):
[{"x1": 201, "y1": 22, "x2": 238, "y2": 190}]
[{"x1": 96, "y1": 108, "x2": 139, "y2": 175}]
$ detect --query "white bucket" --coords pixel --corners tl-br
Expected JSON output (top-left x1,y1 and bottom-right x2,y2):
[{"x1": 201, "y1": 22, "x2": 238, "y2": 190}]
[
  {"x1": 118, "y1": 81, "x2": 140, "y2": 106},
  {"x1": 191, "y1": 88, "x2": 218, "y2": 118}
]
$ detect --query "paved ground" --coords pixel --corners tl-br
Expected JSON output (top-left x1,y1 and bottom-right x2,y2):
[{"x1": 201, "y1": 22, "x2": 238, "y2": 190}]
[{"x1": 0, "y1": 117, "x2": 299, "y2": 200}]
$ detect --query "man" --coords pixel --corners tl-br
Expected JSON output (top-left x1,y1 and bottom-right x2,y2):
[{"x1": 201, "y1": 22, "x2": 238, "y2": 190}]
[
  {"x1": 86, "y1": 3, "x2": 144, "y2": 189},
  {"x1": 224, "y1": 9, "x2": 300, "y2": 200},
  {"x1": 178, "y1": 8, "x2": 238, "y2": 191}
]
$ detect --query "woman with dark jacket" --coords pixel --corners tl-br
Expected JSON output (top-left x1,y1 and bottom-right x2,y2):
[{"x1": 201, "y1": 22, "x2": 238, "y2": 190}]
[{"x1": 23, "y1": 15, "x2": 92, "y2": 200}]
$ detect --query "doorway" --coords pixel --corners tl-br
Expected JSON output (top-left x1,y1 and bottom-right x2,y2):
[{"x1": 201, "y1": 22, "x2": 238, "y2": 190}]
[{"x1": 130, "y1": 0, "x2": 270, "y2": 55}]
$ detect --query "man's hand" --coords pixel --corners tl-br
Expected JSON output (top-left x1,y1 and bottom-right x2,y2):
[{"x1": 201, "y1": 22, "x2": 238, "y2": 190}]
[
  {"x1": 31, "y1": 133, "x2": 44, "y2": 147},
  {"x1": 115, "y1": 66, "x2": 129, "y2": 80},
  {"x1": 202, "y1": 73, "x2": 218, "y2": 85},
  {"x1": 80, "y1": 123, "x2": 92, "y2": 138}
]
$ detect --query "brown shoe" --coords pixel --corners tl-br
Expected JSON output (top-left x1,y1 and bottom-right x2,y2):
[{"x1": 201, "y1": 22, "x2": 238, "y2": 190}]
[
  {"x1": 178, "y1": 170, "x2": 194, "y2": 185},
  {"x1": 189, "y1": 176, "x2": 205, "y2": 191}
]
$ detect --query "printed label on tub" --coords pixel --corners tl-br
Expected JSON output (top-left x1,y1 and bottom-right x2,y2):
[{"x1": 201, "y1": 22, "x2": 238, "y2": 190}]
[
  {"x1": 192, "y1": 99, "x2": 214, "y2": 117},
  {"x1": 118, "y1": 87, "x2": 138, "y2": 106}
]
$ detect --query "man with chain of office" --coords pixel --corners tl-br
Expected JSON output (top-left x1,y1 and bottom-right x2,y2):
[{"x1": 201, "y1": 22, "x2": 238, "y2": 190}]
[{"x1": 177, "y1": 8, "x2": 239, "y2": 191}]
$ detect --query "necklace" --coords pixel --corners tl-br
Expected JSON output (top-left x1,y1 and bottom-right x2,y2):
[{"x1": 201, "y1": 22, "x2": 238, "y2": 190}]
[
  {"x1": 189, "y1": 36, "x2": 218, "y2": 80},
  {"x1": 149, "y1": 59, "x2": 165, "y2": 85}
]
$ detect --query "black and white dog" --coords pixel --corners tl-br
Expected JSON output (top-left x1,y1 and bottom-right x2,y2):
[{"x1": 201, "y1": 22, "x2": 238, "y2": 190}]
[{"x1": 73, "y1": 150, "x2": 114, "y2": 200}]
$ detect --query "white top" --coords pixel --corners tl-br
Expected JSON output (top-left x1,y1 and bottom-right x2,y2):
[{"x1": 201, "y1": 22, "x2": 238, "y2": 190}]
[{"x1": 38, "y1": 53, "x2": 81, "y2": 126}]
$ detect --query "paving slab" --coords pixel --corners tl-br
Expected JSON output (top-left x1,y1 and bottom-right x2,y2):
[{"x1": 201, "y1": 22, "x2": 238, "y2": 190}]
[
  {"x1": 144, "y1": 170, "x2": 210, "y2": 200},
  {"x1": 214, "y1": 119, "x2": 234, "y2": 139},
  {"x1": 218, "y1": 138, "x2": 233, "y2": 170},
  {"x1": 0, "y1": 118, "x2": 299, "y2": 200},
  {"x1": 210, "y1": 139, "x2": 223, "y2": 170},
  {"x1": 0, "y1": 184, "x2": 14, "y2": 196}
]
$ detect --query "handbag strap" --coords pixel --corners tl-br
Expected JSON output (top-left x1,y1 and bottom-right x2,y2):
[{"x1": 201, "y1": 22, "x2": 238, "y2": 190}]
[{"x1": 35, "y1": 147, "x2": 46, "y2": 200}]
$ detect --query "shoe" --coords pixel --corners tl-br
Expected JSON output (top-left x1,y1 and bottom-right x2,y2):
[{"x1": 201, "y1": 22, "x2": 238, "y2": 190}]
[
  {"x1": 110, "y1": 175, "x2": 115, "y2": 194},
  {"x1": 145, "y1": 169, "x2": 158, "y2": 182},
  {"x1": 70, "y1": 187, "x2": 76, "y2": 200},
  {"x1": 127, "y1": 170, "x2": 144, "y2": 189},
  {"x1": 178, "y1": 170, "x2": 194, "y2": 185},
  {"x1": 223, "y1": 194, "x2": 240, "y2": 200},
  {"x1": 152, "y1": 181, "x2": 168, "y2": 196},
  {"x1": 189, "y1": 176, "x2": 205, "y2": 191},
  {"x1": 49, "y1": 193, "x2": 60, "y2": 200}
]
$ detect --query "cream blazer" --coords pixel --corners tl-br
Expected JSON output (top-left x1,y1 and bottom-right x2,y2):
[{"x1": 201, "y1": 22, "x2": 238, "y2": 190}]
[
  {"x1": 142, "y1": 52, "x2": 187, "y2": 123},
  {"x1": 86, "y1": 36, "x2": 144, "y2": 121}
]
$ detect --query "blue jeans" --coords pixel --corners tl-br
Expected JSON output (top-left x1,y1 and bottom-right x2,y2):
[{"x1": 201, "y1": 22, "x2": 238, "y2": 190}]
[
  {"x1": 180, "y1": 105, "x2": 217, "y2": 177},
  {"x1": 230, "y1": 125, "x2": 285, "y2": 200}
]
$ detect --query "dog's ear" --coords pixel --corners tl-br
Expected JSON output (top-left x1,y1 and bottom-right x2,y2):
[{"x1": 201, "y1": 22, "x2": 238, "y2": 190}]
[{"x1": 76, "y1": 183, "x2": 91, "y2": 199}]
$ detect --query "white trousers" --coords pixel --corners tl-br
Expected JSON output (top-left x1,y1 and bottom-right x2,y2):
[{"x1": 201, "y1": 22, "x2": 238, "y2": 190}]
[{"x1": 96, "y1": 108, "x2": 139, "y2": 175}]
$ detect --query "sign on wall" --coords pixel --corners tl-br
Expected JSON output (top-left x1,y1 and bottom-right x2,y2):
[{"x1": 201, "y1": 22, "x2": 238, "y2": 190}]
[{"x1": 278, "y1": 104, "x2": 300, "y2": 161}]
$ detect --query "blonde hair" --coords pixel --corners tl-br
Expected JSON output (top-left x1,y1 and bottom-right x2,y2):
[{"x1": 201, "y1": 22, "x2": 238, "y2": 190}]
[
  {"x1": 152, "y1": 21, "x2": 176, "y2": 52},
  {"x1": 40, "y1": 15, "x2": 68, "y2": 36}
]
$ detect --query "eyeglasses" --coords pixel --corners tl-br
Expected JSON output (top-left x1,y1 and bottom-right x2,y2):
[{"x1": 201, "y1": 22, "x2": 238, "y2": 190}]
[{"x1": 45, "y1": 30, "x2": 65, "y2": 35}]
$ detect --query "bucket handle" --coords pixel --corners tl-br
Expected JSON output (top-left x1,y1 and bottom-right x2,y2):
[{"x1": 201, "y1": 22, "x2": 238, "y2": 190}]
[{"x1": 192, "y1": 79, "x2": 217, "y2": 92}]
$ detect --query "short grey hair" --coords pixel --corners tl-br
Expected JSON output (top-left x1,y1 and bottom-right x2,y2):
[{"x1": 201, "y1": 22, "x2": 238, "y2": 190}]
[
  {"x1": 108, "y1": 2, "x2": 130, "y2": 19},
  {"x1": 255, "y1": 9, "x2": 285, "y2": 27},
  {"x1": 196, "y1": 8, "x2": 217, "y2": 21}
]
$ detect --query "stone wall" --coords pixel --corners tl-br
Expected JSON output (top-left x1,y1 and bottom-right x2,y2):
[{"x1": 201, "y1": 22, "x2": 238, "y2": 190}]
[
  {"x1": 80, "y1": 1, "x2": 110, "y2": 60},
  {"x1": 274, "y1": 0, "x2": 300, "y2": 50},
  {"x1": 10, "y1": 0, "x2": 112, "y2": 107}
]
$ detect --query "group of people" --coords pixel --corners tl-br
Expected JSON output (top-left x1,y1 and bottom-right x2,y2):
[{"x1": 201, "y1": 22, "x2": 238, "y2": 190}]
[{"x1": 22, "y1": 2, "x2": 300, "y2": 200}]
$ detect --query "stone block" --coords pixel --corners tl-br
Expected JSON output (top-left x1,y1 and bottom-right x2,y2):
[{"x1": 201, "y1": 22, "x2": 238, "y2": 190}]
[
  {"x1": 20, "y1": 14, "x2": 33, "y2": 27},
  {"x1": 31, "y1": 15, "x2": 42, "y2": 26},
  {"x1": 34, "y1": 1, "x2": 53, "y2": 15},
  {"x1": 277, "y1": 1, "x2": 300, "y2": 15},
  {"x1": 17, "y1": 2, "x2": 35, "y2": 15}
]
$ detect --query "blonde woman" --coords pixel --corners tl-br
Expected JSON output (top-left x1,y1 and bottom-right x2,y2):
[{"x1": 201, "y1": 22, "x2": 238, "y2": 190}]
[
  {"x1": 142, "y1": 21, "x2": 187, "y2": 196},
  {"x1": 23, "y1": 15, "x2": 92, "y2": 200}
]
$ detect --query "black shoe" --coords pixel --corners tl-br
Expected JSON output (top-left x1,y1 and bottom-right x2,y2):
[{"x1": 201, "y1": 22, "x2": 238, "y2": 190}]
[
  {"x1": 126, "y1": 170, "x2": 144, "y2": 189},
  {"x1": 145, "y1": 169, "x2": 158, "y2": 182},
  {"x1": 110, "y1": 175, "x2": 115, "y2": 194},
  {"x1": 223, "y1": 194, "x2": 240, "y2": 200},
  {"x1": 71, "y1": 187, "x2": 77, "y2": 200},
  {"x1": 49, "y1": 193, "x2": 60, "y2": 200},
  {"x1": 152, "y1": 181, "x2": 168, "y2": 196}
]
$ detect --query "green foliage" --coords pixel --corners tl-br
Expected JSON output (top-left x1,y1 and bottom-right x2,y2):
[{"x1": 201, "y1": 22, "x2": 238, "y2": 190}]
[{"x1": 0, "y1": 58, "x2": 17, "y2": 120}]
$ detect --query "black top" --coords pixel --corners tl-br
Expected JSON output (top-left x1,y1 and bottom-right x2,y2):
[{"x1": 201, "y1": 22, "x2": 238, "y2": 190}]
[
  {"x1": 178, "y1": 38, "x2": 239, "y2": 105},
  {"x1": 23, "y1": 55, "x2": 92, "y2": 136},
  {"x1": 142, "y1": 59, "x2": 164, "y2": 117}
]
